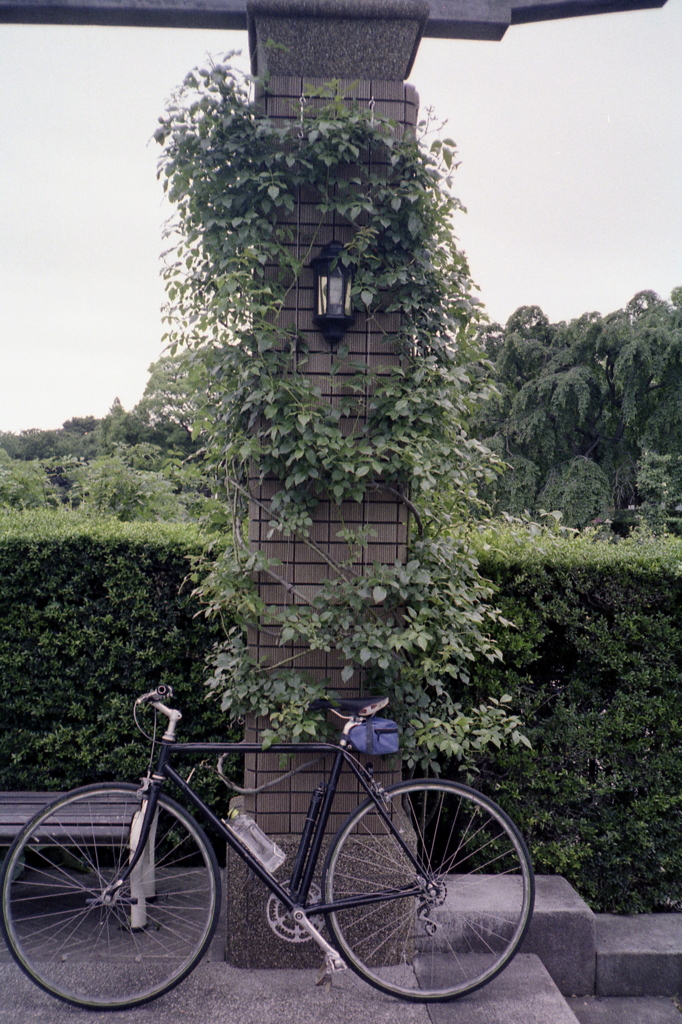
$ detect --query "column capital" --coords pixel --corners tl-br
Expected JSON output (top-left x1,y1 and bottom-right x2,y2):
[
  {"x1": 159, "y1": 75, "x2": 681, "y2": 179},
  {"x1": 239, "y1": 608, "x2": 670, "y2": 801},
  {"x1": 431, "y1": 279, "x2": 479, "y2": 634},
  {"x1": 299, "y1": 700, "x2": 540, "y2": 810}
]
[{"x1": 247, "y1": 0, "x2": 429, "y2": 79}]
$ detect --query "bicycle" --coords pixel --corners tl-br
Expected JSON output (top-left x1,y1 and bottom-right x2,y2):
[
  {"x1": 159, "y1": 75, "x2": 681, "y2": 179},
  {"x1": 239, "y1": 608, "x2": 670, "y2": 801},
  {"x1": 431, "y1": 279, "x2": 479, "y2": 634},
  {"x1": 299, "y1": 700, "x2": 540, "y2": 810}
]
[{"x1": 0, "y1": 685, "x2": 534, "y2": 1010}]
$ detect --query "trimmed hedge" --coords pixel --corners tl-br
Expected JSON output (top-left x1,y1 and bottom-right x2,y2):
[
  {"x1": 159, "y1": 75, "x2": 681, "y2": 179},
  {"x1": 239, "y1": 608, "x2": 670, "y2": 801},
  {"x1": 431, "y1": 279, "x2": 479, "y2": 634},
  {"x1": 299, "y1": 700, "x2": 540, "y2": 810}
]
[
  {"x1": 3, "y1": 510, "x2": 682, "y2": 912},
  {"x1": 465, "y1": 526, "x2": 682, "y2": 913},
  {"x1": 0, "y1": 510, "x2": 229, "y2": 793}
]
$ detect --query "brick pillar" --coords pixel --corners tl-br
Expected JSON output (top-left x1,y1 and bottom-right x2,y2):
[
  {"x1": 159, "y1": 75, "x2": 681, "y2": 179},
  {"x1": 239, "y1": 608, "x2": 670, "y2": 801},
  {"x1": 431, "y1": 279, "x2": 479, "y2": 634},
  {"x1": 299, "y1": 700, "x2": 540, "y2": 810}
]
[{"x1": 225, "y1": 76, "x2": 419, "y2": 968}]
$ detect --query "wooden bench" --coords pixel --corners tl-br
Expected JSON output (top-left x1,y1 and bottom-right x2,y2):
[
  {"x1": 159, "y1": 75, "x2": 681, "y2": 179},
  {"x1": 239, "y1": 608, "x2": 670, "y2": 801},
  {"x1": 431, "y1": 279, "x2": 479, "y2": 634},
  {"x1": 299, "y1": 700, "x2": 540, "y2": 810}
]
[
  {"x1": 0, "y1": 792, "x2": 65, "y2": 844},
  {"x1": 0, "y1": 790, "x2": 160, "y2": 930},
  {"x1": 0, "y1": 791, "x2": 137, "y2": 845}
]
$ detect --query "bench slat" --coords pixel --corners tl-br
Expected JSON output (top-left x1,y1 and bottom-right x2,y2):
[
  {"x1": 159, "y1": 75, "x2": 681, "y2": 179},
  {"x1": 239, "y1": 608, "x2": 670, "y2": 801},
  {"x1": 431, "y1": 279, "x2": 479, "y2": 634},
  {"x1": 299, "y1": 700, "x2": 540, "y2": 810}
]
[{"x1": 0, "y1": 792, "x2": 137, "y2": 844}]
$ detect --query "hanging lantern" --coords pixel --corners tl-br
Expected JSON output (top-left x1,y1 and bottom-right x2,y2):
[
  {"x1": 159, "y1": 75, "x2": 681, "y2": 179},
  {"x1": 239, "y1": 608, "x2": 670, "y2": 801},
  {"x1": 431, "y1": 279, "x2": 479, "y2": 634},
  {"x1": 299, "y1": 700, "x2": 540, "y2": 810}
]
[{"x1": 311, "y1": 240, "x2": 354, "y2": 347}]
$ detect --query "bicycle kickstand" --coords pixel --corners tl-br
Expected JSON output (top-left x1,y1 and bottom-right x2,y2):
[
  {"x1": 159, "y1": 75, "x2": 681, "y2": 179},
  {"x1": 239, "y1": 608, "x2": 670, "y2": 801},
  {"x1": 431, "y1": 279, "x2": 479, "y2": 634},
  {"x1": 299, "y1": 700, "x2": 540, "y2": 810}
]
[{"x1": 288, "y1": 908, "x2": 347, "y2": 989}]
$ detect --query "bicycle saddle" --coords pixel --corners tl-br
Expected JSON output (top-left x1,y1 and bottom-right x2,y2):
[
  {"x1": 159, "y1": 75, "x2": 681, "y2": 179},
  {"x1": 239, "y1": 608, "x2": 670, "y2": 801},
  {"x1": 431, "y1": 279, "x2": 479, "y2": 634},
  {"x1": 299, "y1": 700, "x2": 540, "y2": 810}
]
[{"x1": 308, "y1": 695, "x2": 389, "y2": 718}]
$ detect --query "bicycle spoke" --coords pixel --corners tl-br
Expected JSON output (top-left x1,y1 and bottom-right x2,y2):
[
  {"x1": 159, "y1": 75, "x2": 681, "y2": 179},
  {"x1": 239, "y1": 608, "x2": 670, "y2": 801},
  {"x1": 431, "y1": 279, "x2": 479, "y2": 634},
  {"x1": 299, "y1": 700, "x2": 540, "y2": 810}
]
[
  {"x1": 323, "y1": 779, "x2": 533, "y2": 1002},
  {"x1": 2, "y1": 785, "x2": 220, "y2": 1009}
]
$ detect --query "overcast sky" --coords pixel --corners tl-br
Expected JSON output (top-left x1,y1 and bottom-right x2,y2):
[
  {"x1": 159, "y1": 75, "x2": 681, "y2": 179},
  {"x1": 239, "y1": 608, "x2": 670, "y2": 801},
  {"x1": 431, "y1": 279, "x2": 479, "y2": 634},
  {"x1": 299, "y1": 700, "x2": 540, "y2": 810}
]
[{"x1": 1, "y1": 1, "x2": 680, "y2": 433}]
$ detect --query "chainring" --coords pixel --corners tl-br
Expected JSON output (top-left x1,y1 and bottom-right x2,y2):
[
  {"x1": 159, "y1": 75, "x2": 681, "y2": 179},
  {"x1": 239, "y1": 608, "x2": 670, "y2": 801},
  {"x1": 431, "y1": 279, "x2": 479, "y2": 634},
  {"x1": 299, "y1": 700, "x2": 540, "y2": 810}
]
[{"x1": 266, "y1": 882, "x2": 321, "y2": 943}]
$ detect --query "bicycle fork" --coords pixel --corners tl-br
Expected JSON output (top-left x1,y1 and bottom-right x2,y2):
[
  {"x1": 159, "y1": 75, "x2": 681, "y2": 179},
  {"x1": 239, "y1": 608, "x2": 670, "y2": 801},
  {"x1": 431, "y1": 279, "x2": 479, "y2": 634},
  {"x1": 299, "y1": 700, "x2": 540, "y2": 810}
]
[
  {"x1": 92, "y1": 775, "x2": 164, "y2": 923},
  {"x1": 128, "y1": 800, "x2": 159, "y2": 929}
]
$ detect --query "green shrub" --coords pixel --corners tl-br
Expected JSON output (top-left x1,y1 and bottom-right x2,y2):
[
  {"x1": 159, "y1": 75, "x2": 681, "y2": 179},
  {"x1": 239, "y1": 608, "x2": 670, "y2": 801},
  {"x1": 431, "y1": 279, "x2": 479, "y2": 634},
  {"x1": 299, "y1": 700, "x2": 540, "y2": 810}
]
[
  {"x1": 0, "y1": 449, "x2": 57, "y2": 508},
  {"x1": 3, "y1": 507, "x2": 682, "y2": 911},
  {"x1": 464, "y1": 525, "x2": 682, "y2": 913},
  {"x1": 0, "y1": 509, "x2": 230, "y2": 796}
]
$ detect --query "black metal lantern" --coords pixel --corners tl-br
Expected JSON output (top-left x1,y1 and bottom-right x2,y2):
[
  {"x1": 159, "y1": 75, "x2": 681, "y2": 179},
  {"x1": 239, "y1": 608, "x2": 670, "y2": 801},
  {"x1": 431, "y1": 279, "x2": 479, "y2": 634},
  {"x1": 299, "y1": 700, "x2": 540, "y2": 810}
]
[{"x1": 311, "y1": 240, "x2": 354, "y2": 347}]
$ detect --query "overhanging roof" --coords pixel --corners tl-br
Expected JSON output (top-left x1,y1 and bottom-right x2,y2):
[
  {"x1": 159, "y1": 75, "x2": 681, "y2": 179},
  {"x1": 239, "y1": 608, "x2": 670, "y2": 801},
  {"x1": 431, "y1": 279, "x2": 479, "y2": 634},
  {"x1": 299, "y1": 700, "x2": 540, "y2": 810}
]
[{"x1": 0, "y1": 0, "x2": 669, "y2": 40}]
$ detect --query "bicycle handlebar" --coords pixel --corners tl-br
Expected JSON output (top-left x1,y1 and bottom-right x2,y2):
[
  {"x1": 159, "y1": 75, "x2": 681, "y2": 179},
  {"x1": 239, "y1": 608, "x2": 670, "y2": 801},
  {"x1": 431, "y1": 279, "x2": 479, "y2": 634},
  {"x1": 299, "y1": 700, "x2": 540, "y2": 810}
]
[{"x1": 135, "y1": 685, "x2": 174, "y2": 707}]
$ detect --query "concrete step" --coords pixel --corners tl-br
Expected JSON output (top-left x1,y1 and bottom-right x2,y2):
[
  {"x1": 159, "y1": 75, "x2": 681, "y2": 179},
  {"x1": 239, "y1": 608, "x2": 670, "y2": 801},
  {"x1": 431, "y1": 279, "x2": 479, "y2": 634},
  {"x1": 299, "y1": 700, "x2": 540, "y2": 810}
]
[
  {"x1": 522, "y1": 875, "x2": 596, "y2": 996},
  {"x1": 518, "y1": 877, "x2": 682, "y2": 1000},
  {"x1": 425, "y1": 953, "x2": 580, "y2": 1024},
  {"x1": 568, "y1": 996, "x2": 682, "y2": 1024},
  {"x1": 596, "y1": 914, "x2": 682, "y2": 997}
]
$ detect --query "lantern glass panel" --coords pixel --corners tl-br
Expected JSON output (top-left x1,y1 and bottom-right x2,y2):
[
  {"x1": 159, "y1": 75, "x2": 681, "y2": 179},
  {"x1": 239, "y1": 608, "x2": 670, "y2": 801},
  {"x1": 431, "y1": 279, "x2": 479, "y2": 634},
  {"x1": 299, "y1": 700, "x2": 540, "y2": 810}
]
[
  {"x1": 328, "y1": 267, "x2": 345, "y2": 315},
  {"x1": 344, "y1": 282, "x2": 352, "y2": 318},
  {"x1": 317, "y1": 275, "x2": 327, "y2": 316}
]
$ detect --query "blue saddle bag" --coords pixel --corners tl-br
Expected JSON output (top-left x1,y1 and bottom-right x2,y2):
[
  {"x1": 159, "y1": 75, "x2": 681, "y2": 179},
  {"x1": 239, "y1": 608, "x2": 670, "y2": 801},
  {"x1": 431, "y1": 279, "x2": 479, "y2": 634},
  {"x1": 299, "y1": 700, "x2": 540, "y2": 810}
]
[{"x1": 347, "y1": 717, "x2": 400, "y2": 755}]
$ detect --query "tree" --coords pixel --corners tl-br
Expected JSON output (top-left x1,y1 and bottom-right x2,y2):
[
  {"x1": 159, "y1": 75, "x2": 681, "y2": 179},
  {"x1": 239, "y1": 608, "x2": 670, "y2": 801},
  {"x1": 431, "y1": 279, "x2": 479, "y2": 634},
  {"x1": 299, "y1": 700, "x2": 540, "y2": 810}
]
[
  {"x1": 0, "y1": 449, "x2": 57, "y2": 508},
  {"x1": 134, "y1": 354, "x2": 204, "y2": 432},
  {"x1": 475, "y1": 289, "x2": 682, "y2": 528},
  {"x1": 70, "y1": 450, "x2": 186, "y2": 522},
  {"x1": 0, "y1": 355, "x2": 203, "y2": 470},
  {"x1": 0, "y1": 358, "x2": 210, "y2": 520},
  {"x1": 61, "y1": 416, "x2": 99, "y2": 436}
]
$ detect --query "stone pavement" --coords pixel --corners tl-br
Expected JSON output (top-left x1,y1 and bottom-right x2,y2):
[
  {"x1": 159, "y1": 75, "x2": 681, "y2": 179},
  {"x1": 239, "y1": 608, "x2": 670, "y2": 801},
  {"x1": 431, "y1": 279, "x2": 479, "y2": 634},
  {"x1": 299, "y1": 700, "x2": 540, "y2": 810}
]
[
  {"x1": 2, "y1": 875, "x2": 682, "y2": 1024},
  {"x1": 0, "y1": 954, "x2": 579, "y2": 1024},
  {"x1": 0, "y1": 957, "x2": 430, "y2": 1024},
  {"x1": 1, "y1": 954, "x2": 680, "y2": 1024}
]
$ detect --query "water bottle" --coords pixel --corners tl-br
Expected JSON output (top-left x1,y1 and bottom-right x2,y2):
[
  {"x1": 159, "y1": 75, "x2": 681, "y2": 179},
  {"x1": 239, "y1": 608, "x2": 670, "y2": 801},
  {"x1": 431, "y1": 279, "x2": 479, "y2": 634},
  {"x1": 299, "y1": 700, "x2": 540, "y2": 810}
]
[{"x1": 223, "y1": 809, "x2": 286, "y2": 872}]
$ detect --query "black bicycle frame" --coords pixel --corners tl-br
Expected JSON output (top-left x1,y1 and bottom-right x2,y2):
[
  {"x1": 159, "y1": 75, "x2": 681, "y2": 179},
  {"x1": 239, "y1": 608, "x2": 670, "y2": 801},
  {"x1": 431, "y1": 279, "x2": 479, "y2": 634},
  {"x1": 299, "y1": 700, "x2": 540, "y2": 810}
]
[{"x1": 120, "y1": 737, "x2": 425, "y2": 919}]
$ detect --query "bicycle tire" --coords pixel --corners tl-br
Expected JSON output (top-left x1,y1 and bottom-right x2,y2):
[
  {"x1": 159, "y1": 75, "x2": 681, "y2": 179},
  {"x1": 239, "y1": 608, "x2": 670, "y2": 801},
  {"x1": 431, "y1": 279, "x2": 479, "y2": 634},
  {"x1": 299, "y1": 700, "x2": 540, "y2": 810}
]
[
  {"x1": 322, "y1": 778, "x2": 534, "y2": 1002},
  {"x1": 0, "y1": 782, "x2": 221, "y2": 1010}
]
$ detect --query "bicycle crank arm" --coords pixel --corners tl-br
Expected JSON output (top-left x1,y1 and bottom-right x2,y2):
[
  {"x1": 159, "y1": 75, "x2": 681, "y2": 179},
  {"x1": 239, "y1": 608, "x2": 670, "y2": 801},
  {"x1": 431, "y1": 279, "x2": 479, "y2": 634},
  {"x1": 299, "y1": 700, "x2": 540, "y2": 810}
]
[{"x1": 290, "y1": 909, "x2": 346, "y2": 973}]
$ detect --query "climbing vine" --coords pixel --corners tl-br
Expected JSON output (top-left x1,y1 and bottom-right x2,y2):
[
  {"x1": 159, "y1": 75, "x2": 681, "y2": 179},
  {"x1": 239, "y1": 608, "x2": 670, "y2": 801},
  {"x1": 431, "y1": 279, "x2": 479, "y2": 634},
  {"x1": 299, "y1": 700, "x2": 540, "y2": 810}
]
[{"x1": 156, "y1": 59, "x2": 528, "y2": 772}]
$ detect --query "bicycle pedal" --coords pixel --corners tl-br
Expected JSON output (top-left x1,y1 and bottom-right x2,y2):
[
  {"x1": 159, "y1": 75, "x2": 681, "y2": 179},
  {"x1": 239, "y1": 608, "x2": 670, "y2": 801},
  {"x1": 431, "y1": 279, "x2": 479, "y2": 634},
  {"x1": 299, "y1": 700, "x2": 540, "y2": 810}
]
[
  {"x1": 316, "y1": 950, "x2": 346, "y2": 988},
  {"x1": 315, "y1": 964, "x2": 336, "y2": 991}
]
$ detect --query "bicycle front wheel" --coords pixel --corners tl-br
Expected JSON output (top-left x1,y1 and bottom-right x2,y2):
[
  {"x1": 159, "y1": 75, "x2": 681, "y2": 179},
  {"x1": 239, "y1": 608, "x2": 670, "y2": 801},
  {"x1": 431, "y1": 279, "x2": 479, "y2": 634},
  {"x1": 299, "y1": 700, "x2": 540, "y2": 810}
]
[
  {"x1": 1, "y1": 783, "x2": 221, "y2": 1010},
  {"x1": 322, "y1": 778, "x2": 534, "y2": 1002}
]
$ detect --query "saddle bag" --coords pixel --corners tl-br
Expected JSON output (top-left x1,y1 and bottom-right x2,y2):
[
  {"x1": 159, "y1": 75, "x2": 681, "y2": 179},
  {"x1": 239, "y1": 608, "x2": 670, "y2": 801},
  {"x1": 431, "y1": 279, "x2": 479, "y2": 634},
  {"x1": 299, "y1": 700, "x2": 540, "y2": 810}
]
[{"x1": 347, "y1": 717, "x2": 400, "y2": 756}]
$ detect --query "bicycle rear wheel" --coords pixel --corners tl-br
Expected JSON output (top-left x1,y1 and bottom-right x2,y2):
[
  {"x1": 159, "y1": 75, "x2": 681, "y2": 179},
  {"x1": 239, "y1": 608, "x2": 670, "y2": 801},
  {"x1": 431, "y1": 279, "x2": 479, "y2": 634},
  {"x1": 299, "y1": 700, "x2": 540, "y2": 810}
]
[
  {"x1": 1, "y1": 783, "x2": 221, "y2": 1009},
  {"x1": 322, "y1": 778, "x2": 534, "y2": 1002}
]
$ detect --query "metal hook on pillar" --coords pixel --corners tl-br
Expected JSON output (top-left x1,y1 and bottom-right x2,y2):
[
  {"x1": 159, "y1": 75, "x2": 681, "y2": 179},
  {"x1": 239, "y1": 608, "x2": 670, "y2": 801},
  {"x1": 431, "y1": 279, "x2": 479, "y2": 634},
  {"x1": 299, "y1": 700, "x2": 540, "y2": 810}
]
[{"x1": 298, "y1": 93, "x2": 307, "y2": 139}]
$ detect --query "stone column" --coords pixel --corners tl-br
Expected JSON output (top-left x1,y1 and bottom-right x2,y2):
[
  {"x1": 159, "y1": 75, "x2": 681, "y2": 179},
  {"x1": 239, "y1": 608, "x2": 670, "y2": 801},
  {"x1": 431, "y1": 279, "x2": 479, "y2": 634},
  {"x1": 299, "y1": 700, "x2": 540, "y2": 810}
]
[{"x1": 225, "y1": 0, "x2": 426, "y2": 968}]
